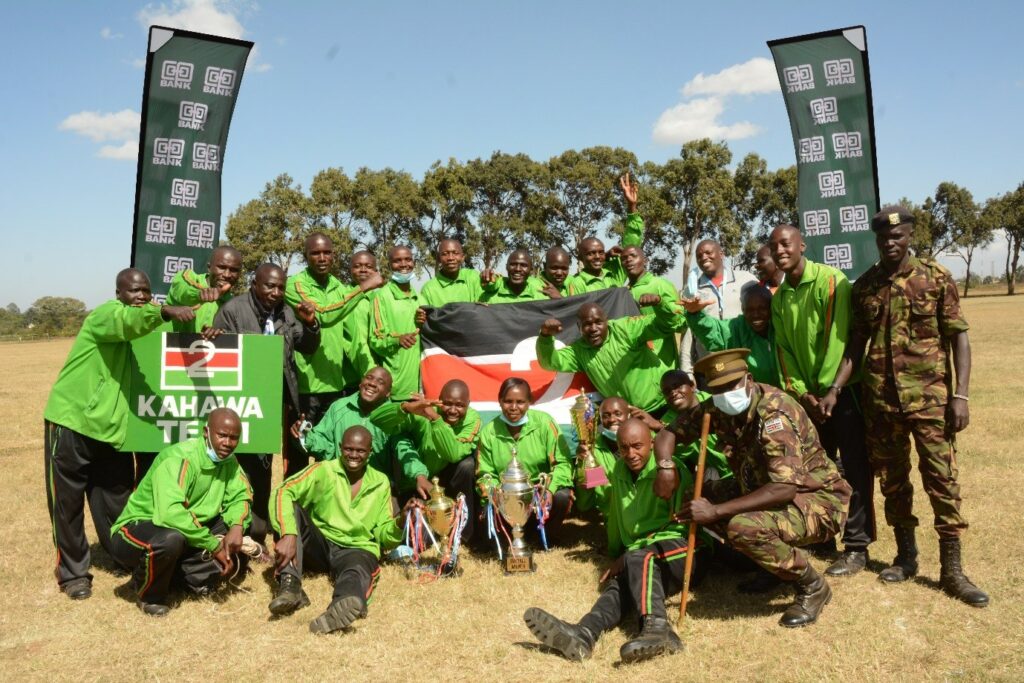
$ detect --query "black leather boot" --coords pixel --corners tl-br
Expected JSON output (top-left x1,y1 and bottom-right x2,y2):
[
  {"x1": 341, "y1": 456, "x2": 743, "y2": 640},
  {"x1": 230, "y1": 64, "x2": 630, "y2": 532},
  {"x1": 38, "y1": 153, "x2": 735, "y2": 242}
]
[
  {"x1": 268, "y1": 573, "x2": 310, "y2": 616},
  {"x1": 878, "y1": 526, "x2": 918, "y2": 583},
  {"x1": 825, "y1": 548, "x2": 868, "y2": 577},
  {"x1": 523, "y1": 607, "x2": 596, "y2": 661},
  {"x1": 779, "y1": 565, "x2": 832, "y2": 628},
  {"x1": 619, "y1": 616, "x2": 684, "y2": 664},
  {"x1": 938, "y1": 538, "x2": 989, "y2": 608}
]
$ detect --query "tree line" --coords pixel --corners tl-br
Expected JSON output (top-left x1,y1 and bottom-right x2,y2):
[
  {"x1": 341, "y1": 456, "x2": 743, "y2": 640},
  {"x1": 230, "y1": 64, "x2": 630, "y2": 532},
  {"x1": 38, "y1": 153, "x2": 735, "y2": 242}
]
[{"x1": 225, "y1": 139, "x2": 1024, "y2": 297}]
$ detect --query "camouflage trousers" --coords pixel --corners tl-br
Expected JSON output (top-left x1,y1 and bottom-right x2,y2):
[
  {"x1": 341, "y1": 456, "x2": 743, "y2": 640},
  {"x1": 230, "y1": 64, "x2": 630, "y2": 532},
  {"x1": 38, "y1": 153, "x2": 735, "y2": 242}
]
[
  {"x1": 864, "y1": 404, "x2": 967, "y2": 539},
  {"x1": 718, "y1": 486, "x2": 849, "y2": 581}
]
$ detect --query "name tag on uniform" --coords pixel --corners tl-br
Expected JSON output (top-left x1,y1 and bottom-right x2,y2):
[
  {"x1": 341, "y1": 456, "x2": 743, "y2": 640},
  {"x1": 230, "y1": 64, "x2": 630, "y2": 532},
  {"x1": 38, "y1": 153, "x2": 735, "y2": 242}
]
[{"x1": 764, "y1": 417, "x2": 784, "y2": 434}]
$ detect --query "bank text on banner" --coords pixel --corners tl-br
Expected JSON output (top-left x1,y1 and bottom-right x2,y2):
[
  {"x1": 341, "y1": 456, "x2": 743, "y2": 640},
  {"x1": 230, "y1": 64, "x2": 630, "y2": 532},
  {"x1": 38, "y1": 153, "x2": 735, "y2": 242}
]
[
  {"x1": 769, "y1": 25, "x2": 880, "y2": 280},
  {"x1": 123, "y1": 332, "x2": 283, "y2": 453},
  {"x1": 419, "y1": 288, "x2": 640, "y2": 425},
  {"x1": 130, "y1": 26, "x2": 253, "y2": 301}
]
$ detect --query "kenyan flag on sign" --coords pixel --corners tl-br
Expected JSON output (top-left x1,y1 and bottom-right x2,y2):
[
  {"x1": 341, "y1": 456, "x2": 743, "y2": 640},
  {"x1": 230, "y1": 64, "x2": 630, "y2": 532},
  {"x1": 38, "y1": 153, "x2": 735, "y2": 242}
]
[{"x1": 161, "y1": 333, "x2": 242, "y2": 391}]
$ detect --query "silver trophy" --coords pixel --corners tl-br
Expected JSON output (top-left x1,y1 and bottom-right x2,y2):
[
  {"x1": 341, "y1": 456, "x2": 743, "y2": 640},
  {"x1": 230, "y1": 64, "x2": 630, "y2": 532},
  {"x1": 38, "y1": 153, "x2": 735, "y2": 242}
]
[{"x1": 491, "y1": 448, "x2": 551, "y2": 574}]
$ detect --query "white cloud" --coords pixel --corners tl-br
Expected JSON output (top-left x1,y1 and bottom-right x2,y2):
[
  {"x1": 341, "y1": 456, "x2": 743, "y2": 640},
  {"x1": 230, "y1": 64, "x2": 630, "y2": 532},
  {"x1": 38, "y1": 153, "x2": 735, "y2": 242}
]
[
  {"x1": 100, "y1": 27, "x2": 124, "y2": 40},
  {"x1": 136, "y1": 0, "x2": 270, "y2": 72},
  {"x1": 98, "y1": 141, "x2": 139, "y2": 160},
  {"x1": 653, "y1": 97, "x2": 760, "y2": 144},
  {"x1": 137, "y1": 0, "x2": 244, "y2": 38},
  {"x1": 653, "y1": 56, "x2": 779, "y2": 146},
  {"x1": 681, "y1": 57, "x2": 780, "y2": 97},
  {"x1": 59, "y1": 109, "x2": 140, "y2": 143}
]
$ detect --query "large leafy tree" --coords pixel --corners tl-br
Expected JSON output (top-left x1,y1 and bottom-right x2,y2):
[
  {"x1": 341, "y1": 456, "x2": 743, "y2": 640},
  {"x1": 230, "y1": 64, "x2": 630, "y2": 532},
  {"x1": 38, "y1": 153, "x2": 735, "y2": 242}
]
[
  {"x1": 25, "y1": 297, "x2": 87, "y2": 335},
  {"x1": 349, "y1": 167, "x2": 424, "y2": 271},
  {"x1": 225, "y1": 174, "x2": 312, "y2": 277}
]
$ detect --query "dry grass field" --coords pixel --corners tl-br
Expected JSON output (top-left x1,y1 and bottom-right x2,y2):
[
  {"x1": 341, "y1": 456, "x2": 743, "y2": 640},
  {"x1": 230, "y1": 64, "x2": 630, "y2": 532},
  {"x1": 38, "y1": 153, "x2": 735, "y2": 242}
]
[{"x1": 1, "y1": 293, "x2": 1022, "y2": 682}]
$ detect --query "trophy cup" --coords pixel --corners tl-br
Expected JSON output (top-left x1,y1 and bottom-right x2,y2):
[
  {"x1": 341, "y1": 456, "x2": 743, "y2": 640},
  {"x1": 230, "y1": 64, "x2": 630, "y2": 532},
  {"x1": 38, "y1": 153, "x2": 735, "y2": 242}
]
[
  {"x1": 491, "y1": 449, "x2": 551, "y2": 574},
  {"x1": 423, "y1": 477, "x2": 459, "y2": 575},
  {"x1": 570, "y1": 394, "x2": 609, "y2": 489}
]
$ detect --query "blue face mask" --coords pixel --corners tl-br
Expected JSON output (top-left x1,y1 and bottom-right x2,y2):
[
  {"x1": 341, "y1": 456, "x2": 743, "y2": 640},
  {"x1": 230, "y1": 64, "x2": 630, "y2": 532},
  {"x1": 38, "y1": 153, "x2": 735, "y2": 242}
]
[
  {"x1": 499, "y1": 412, "x2": 529, "y2": 427},
  {"x1": 600, "y1": 427, "x2": 619, "y2": 442},
  {"x1": 391, "y1": 271, "x2": 413, "y2": 284},
  {"x1": 205, "y1": 433, "x2": 224, "y2": 464}
]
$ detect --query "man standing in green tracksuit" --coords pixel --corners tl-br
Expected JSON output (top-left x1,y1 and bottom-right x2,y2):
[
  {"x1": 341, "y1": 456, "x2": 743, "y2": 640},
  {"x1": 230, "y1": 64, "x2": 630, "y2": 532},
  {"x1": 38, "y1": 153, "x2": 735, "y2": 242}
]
[
  {"x1": 285, "y1": 233, "x2": 384, "y2": 478},
  {"x1": 536, "y1": 297, "x2": 687, "y2": 416},
  {"x1": 268, "y1": 425, "x2": 415, "y2": 634},
  {"x1": 164, "y1": 245, "x2": 243, "y2": 332},
  {"x1": 420, "y1": 239, "x2": 483, "y2": 307},
  {"x1": 681, "y1": 285, "x2": 779, "y2": 386},
  {"x1": 479, "y1": 249, "x2": 548, "y2": 303},
  {"x1": 341, "y1": 250, "x2": 381, "y2": 391},
  {"x1": 524, "y1": 418, "x2": 692, "y2": 664},
  {"x1": 564, "y1": 173, "x2": 644, "y2": 294},
  {"x1": 44, "y1": 268, "x2": 195, "y2": 600},
  {"x1": 369, "y1": 245, "x2": 423, "y2": 401},
  {"x1": 109, "y1": 408, "x2": 253, "y2": 616}
]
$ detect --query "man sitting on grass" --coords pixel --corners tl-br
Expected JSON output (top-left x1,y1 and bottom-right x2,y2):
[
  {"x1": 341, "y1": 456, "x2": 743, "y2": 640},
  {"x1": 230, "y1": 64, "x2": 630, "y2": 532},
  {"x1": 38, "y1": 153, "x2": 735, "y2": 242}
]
[{"x1": 109, "y1": 408, "x2": 253, "y2": 616}]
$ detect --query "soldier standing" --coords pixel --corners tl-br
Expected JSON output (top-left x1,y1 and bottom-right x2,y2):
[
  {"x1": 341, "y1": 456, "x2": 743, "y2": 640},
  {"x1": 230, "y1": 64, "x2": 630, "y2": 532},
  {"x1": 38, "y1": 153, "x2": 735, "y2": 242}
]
[{"x1": 826, "y1": 206, "x2": 988, "y2": 607}]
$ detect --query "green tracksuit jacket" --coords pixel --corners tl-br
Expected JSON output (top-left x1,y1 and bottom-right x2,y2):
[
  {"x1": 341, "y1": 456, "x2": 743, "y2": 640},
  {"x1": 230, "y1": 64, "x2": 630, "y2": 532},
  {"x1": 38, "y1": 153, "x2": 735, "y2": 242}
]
[
  {"x1": 368, "y1": 282, "x2": 422, "y2": 400},
  {"x1": 420, "y1": 269, "x2": 483, "y2": 307},
  {"x1": 43, "y1": 299, "x2": 166, "y2": 447},
  {"x1": 285, "y1": 269, "x2": 366, "y2": 394},
  {"x1": 536, "y1": 300, "x2": 686, "y2": 413},
  {"x1": 684, "y1": 309, "x2": 779, "y2": 386},
  {"x1": 166, "y1": 269, "x2": 232, "y2": 333},
  {"x1": 271, "y1": 461, "x2": 402, "y2": 558},
  {"x1": 111, "y1": 437, "x2": 252, "y2": 552},
  {"x1": 479, "y1": 276, "x2": 548, "y2": 303},
  {"x1": 476, "y1": 410, "x2": 574, "y2": 497},
  {"x1": 565, "y1": 212, "x2": 645, "y2": 293}
]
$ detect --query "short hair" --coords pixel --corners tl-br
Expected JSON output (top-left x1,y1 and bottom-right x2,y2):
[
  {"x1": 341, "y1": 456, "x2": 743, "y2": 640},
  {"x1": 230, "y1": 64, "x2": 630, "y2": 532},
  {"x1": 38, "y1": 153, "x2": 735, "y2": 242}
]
[{"x1": 498, "y1": 377, "x2": 533, "y2": 402}]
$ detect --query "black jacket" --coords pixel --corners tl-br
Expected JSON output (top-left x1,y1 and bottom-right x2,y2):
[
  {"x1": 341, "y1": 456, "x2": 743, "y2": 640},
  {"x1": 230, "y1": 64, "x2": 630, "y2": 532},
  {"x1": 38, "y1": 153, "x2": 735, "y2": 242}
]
[{"x1": 213, "y1": 290, "x2": 320, "y2": 413}]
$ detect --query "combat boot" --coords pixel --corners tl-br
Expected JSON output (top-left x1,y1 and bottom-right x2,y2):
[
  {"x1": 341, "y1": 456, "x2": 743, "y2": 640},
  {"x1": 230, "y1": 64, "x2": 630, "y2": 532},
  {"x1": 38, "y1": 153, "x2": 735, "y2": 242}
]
[
  {"x1": 938, "y1": 538, "x2": 989, "y2": 608},
  {"x1": 523, "y1": 607, "x2": 596, "y2": 661},
  {"x1": 779, "y1": 565, "x2": 831, "y2": 628},
  {"x1": 619, "y1": 616, "x2": 684, "y2": 664},
  {"x1": 309, "y1": 595, "x2": 367, "y2": 634},
  {"x1": 268, "y1": 573, "x2": 310, "y2": 616},
  {"x1": 878, "y1": 526, "x2": 918, "y2": 583}
]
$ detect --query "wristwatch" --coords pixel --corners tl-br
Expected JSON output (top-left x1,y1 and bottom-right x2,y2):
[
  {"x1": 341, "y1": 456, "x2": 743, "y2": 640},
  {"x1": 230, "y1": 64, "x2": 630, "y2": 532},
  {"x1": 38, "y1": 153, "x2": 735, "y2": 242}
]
[{"x1": 656, "y1": 459, "x2": 675, "y2": 470}]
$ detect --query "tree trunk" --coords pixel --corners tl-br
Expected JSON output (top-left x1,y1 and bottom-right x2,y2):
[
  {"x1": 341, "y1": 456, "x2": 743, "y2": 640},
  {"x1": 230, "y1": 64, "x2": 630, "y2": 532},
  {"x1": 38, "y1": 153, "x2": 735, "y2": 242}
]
[
  {"x1": 681, "y1": 238, "x2": 696, "y2": 293},
  {"x1": 1011, "y1": 238, "x2": 1021, "y2": 296},
  {"x1": 962, "y1": 250, "x2": 972, "y2": 297},
  {"x1": 1006, "y1": 232, "x2": 1014, "y2": 296}
]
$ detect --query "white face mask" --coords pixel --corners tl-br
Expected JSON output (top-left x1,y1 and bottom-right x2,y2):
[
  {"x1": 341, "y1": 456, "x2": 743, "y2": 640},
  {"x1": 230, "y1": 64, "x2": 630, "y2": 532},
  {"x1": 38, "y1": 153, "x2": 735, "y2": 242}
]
[
  {"x1": 713, "y1": 383, "x2": 752, "y2": 416},
  {"x1": 205, "y1": 432, "x2": 223, "y2": 464},
  {"x1": 391, "y1": 271, "x2": 413, "y2": 284}
]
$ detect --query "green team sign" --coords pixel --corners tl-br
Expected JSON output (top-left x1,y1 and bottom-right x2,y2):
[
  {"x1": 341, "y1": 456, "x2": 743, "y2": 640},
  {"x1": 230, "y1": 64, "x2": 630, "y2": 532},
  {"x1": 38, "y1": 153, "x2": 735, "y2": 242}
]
[
  {"x1": 123, "y1": 332, "x2": 283, "y2": 453},
  {"x1": 130, "y1": 26, "x2": 253, "y2": 301},
  {"x1": 769, "y1": 25, "x2": 880, "y2": 280}
]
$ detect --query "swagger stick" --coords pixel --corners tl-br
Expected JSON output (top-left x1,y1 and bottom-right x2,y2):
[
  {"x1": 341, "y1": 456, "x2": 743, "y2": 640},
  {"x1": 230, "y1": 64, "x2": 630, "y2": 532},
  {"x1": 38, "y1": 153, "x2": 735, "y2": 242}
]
[{"x1": 679, "y1": 411, "x2": 712, "y2": 623}]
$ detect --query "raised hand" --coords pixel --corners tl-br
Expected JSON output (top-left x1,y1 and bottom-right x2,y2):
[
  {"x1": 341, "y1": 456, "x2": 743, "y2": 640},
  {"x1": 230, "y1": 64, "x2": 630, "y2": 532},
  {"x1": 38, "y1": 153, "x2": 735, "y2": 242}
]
[
  {"x1": 359, "y1": 271, "x2": 385, "y2": 293},
  {"x1": 540, "y1": 318, "x2": 563, "y2": 336},
  {"x1": 619, "y1": 172, "x2": 639, "y2": 213}
]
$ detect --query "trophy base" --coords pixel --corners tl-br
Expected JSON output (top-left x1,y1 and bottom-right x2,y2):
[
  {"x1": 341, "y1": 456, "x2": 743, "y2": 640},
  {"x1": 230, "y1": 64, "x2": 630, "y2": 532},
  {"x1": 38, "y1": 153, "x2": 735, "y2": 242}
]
[
  {"x1": 504, "y1": 553, "x2": 536, "y2": 575},
  {"x1": 582, "y1": 466, "x2": 609, "y2": 489}
]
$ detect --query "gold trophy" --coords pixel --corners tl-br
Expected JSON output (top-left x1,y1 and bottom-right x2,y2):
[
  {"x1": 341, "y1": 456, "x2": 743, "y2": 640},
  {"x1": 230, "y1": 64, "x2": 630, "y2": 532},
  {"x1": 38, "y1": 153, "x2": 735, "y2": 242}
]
[
  {"x1": 423, "y1": 477, "x2": 459, "y2": 574},
  {"x1": 570, "y1": 394, "x2": 609, "y2": 489},
  {"x1": 491, "y1": 448, "x2": 551, "y2": 574}
]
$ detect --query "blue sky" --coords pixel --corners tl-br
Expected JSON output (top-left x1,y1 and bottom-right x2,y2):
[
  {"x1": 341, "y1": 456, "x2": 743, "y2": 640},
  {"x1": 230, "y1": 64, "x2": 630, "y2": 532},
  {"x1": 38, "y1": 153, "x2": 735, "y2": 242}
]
[{"x1": 2, "y1": 0, "x2": 1022, "y2": 309}]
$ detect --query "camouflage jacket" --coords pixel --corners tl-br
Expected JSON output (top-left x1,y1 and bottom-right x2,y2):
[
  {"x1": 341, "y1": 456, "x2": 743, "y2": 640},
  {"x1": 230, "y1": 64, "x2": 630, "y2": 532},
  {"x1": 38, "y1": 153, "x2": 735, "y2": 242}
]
[
  {"x1": 851, "y1": 256, "x2": 969, "y2": 414},
  {"x1": 667, "y1": 383, "x2": 848, "y2": 517}
]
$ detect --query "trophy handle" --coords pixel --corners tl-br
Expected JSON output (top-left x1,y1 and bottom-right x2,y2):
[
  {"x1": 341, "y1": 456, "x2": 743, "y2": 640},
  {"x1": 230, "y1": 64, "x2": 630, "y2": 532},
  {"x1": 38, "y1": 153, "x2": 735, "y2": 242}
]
[{"x1": 535, "y1": 472, "x2": 552, "y2": 498}]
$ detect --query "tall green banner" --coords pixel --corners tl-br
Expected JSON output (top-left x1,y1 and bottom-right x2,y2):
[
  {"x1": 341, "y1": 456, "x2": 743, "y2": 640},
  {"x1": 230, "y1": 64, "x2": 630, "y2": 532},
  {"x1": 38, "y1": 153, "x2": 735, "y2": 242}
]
[
  {"x1": 122, "y1": 333, "x2": 283, "y2": 454},
  {"x1": 768, "y1": 26, "x2": 880, "y2": 279},
  {"x1": 130, "y1": 26, "x2": 253, "y2": 301}
]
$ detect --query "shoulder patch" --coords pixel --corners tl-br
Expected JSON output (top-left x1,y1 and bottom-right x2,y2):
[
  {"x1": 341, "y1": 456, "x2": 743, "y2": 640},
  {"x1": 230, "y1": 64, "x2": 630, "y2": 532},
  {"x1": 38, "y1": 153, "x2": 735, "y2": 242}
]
[{"x1": 763, "y1": 417, "x2": 784, "y2": 434}]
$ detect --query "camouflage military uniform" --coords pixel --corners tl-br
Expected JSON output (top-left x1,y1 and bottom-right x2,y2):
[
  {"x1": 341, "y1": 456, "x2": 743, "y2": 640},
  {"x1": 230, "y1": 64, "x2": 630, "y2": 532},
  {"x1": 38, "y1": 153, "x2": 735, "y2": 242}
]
[
  {"x1": 668, "y1": 383, "x2": 851, "y2": 580},
  {"x1": 852, "y1": 256, "x2": 969, "y2": 538}
]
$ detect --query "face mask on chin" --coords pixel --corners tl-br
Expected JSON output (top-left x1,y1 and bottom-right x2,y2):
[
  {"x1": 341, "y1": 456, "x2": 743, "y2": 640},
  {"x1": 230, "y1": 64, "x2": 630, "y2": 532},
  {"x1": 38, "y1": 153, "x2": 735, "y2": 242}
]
[
  {"x1": 712, "y1": 383, "x2": 752, "y2": 416},
  {"x1": 205, "y1": 432, "x2": 224, "y2": 464},
  {"x1": 499, "y1": 412, "x2": 529, "y2": 427},
  {"x1": 391, "y1": 271, "x2": 413, "y2": 284},
  {"x1": 600, "y1": 427, "x2": 619, "y2": 442}
]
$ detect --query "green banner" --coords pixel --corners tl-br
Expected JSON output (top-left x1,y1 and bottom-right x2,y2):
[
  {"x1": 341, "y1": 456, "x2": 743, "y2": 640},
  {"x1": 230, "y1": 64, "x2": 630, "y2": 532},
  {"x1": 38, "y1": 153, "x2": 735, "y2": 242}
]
[
  {"x1": 123, "y1": 332, "x2": 283, "y2": 453},
  {"x1": 130, "y1": 26, "x2": 253, "y2": 301},
  {"x1": 769, "y1": 26, "x2": 880, "y2": 279}
]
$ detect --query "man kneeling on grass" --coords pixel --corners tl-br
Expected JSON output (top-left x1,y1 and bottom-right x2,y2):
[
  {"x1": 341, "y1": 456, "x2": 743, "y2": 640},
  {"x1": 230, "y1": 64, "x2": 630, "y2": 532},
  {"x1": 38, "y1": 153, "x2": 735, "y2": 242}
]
[
  {"x1": 268, "y1": 425, "x2": 418, "y2": 634},
  {"x1": 109, "y1": 408, "x2": 254, "y2": 616},
  {"x1": 523, "y1": 418, "x2": 692, "y2": 664}
]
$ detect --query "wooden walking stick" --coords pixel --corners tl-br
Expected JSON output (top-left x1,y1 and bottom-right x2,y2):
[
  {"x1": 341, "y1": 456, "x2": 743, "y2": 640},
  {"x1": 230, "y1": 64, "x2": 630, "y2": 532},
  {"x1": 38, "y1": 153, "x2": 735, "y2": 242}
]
[{"x1": 679, "y1": 411, "x2": 712, "y2": 623}]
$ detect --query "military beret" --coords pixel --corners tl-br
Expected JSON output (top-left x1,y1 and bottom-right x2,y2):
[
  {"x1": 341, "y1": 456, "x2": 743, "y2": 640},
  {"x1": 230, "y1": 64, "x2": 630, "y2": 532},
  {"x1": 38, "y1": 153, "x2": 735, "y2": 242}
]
[
  {"x1": 694, "y1": 348, "x2": 751, "y2": 390},
  {"x1": 871, "y1": 205, "x2": 915, "y2": 232}
]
